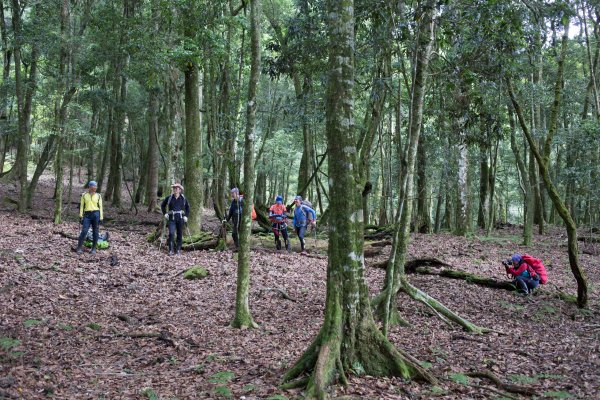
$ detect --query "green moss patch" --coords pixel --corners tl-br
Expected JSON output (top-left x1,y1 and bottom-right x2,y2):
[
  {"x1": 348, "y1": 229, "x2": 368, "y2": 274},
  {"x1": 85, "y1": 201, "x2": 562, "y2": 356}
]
[{"x1": 183, "y1": 266, "x2": 209, "y2": 280}]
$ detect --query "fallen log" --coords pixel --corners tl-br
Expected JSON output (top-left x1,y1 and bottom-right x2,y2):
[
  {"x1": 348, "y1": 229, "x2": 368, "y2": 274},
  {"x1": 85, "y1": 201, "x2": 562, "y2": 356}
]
[
  {"x1": 369, "y1": 257, "x2": 516, "y2": 291},
  {"x1": 364, "y1": 247, "x2": 382, "y2": 258},
  {"x1": 181, "y1": 239, "x2": 219, "y2": 251},
  {"x1": 414, "y1": 267, "x2": 516, "y2": 290},
  {"x1": 54, "y1": 230, "x2": 79, "y2": 240},
  {"x1": 405, "y1": 257, "x2": 453, "y2": 272},
  {"x1": 370, "y1": 240, "x2": 392, "y2": 247},
  {"x1": 578, "y1": 235, "x2": 600, "y2": 243}
]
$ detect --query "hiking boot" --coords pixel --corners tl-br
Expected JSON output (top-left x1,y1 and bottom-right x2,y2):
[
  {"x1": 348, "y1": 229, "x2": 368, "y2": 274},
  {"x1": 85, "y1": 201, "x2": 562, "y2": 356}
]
[
  {"x1": 169, "y1": 250, "x2": 174, "y2": 256},
  {"x1": 275, "y1": 238, "x2": 282, "y2": 250},
  {"x1": 90, "y1": 247, "x2": 97, "y2": 254},
  {"x1": 300, "y1": 250, "x2": 307, "y2": 255},
  {"x1": 176, "y1": 250, "x2": 181, "y2": 255},
  {"x1": 76, "y1": 247, "x2": 83, "y2": 255},
  {"x1": 285, "y1": 241, "x2": 291, "y2": 251}
]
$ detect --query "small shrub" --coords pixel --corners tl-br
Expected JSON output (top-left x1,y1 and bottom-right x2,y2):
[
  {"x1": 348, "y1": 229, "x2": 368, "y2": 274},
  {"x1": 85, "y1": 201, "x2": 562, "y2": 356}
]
[{"x1": 23, "y1": 319, "x2": 43, "y2": 328}]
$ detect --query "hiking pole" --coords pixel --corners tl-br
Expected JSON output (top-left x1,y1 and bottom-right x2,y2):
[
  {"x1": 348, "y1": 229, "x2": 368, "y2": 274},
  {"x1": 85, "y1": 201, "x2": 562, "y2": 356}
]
[
  {"x1": 312, "y1": 222, "x2": 317, "y2": 253},
  {"x1": 159, "y1": 217, "x2": 167, "y2": 252}
]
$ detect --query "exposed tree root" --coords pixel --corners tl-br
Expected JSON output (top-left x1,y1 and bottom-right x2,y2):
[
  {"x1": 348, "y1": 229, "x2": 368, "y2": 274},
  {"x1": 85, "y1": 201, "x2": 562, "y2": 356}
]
[
  {"x1": 281, "y1": 326, "x2": 437, "y2": 399},
  {"x1": 280, "y1": 377, "x2": 310, "y2": 390},
  {"x1": 400, "y1": 278, "x2": 498, "y2": 334},
  {"x1": 466, "y1": 369, "x2": 537, "y2": 396}
]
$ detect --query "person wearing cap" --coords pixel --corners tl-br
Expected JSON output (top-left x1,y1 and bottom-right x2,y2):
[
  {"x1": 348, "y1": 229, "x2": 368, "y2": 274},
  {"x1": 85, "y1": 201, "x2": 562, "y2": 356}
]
[
  {"x1": 223, "y1": 188, "x2": 243, "y2": 249},
  {"x1": 504, "y1": 253, "x2": 540, "y2": 295},
  {"x1": 161, "y1": 182, "x2": 190, "y2": 256},
  {"x1": 292, "y1": 195, "x2": 316, "y2": 254},
  {"x1": 269, "y1": 195, "x2": 290, "y2": 251},
  {"x1": 76, "y1": 180, "x2": 103, "y2": 254}
]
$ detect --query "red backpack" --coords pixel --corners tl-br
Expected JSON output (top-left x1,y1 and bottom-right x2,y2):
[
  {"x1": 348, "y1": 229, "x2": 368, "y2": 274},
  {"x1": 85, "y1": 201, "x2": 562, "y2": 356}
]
[{"x1": 522, "y1": 254, "x2": 548, "y2": 284}]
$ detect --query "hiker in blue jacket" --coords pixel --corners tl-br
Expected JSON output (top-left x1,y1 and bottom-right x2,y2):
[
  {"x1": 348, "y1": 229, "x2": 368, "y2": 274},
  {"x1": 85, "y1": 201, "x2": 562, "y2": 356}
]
[
  {"x1": 223, "y1": 187, "x2": 243, "y2": 249},
  {"x1": 292, "y1": 195, "x2": 316, "y2": 254}
]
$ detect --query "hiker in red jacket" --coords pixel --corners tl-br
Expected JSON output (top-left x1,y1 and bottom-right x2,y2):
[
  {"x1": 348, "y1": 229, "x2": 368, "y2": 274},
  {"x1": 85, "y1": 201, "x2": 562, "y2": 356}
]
[{"x1": 504, "y1": 253, "x2": 547, "y2": 295}]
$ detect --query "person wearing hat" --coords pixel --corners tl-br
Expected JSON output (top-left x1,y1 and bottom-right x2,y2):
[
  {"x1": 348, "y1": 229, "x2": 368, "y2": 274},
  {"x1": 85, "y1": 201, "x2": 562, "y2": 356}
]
[
  {"x1": 292, "y1": 195, "x2": 316, "y2": 254},
  {"x1": 161, "y1": 182, "x2": 190, "y2": 256},
  {"x1": 269, "y1": 195, "x2": 290, "y2": 251},
  {"x1": 504, "y1": 253, "x2": 541, "y2": 295},
  {"x1": 76, "y1": 180, "x2": 103, "y2": 254},
  {"x1": 223, "y1": 187, "x2": 243, "y2": 249}
]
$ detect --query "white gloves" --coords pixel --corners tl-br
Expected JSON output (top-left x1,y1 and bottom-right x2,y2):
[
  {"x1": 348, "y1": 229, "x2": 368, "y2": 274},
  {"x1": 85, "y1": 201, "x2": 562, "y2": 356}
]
[
  {"x1": 164, "y1": 213, "x2": 169, "y2": 220},
  {"x1": 183, "y1": 216, "x2": 188, "y2": 223}
]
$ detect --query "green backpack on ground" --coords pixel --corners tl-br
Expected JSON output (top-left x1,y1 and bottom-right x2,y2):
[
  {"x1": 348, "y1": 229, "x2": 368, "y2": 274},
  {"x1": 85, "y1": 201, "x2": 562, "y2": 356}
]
[{"x1": 84, "y1": 240, "x2": 109, "y2": 249}]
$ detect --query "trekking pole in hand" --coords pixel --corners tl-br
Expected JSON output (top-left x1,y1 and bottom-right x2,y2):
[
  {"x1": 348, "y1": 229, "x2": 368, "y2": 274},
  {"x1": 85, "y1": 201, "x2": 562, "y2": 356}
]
[
  {"x1": 312, "y1": 222, "x2": 317, "y2": 252},
  {"x1": 159, "y1": 217, "x2": 167, "y2": 252}
]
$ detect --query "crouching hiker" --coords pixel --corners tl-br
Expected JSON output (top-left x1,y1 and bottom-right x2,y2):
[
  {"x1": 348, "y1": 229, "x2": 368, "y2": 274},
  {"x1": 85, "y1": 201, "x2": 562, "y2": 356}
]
[
  {"x1": 161, "y1": 182, "x2": 190, "y2": 256},
  {"x1": 76, "y1": 180, "x2": 103, "y2": 254},
  {"x1": 503, "y1": 253, "x2": 548, "y2": 295},
  {"x1": 223, "y1": 188, "x2": 243, "y2": 250},
  {"x1": 293, "y1": 195, "x2": 316, "y2": 254},
  {"x1": 269, "y1": 195, "x2": 290, "y2": 251}
]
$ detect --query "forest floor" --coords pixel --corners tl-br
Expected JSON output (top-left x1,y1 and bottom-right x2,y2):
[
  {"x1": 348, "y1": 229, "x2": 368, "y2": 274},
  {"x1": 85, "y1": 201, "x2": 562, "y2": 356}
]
[{"x1": 0, "y1": 177, "x2": 599, "y2": 400}]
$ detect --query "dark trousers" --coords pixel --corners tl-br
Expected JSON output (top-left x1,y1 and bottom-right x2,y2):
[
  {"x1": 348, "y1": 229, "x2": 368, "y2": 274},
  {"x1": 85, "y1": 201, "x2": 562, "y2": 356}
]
[
  {"x1": 168, "y1": 215, "x2": 184, "y2": 252},
  {"x1": 272, "y1": 222, "x2": 289, "y2": 243},
  {"x1": 295, "y1": 225, "x2": 307, "y2": 250},
  {"x1": 78, "y1": 211, "x2": 100, "y2": 249},
  {"x1": 231, "y1": 214, "x2": 240, "y2": 248},
  {"x1": 514, "y1": 276, "x2": 539, "y2": 294}
]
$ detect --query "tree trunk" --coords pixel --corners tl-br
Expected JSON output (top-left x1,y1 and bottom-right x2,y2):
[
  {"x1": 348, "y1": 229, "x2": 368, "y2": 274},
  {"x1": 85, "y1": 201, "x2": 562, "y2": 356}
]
[
  {"x1": 455, "y1": 125, "x2": 469, "y2": 236},
  {"x1": 507, "y1": 105, "x2": 532, "y2": 245},
  {"x1": 232, "y1": 0, "x2": 261, "y2": 330},
  {"x1": 10, "y1": 0, "x2": 39, "y2": 211},
  {"x1": 477, "y1": 132, "x2": 489, "y2": 229},
  {"x1": 282, "y1": 2, "x2": 435, "y2": 396},
  {"x1": 415, "y1": 136, "x2": 430, "y2": 233},
  {"x1": 0, "y1": 0, "x2": 11, "y2": 173},
  {"x1": 146, "y1": 87, "x2": 159, "y2": 211},
  {"x1": 183, "y1": 62, "x2": 203, "y2": 232}
]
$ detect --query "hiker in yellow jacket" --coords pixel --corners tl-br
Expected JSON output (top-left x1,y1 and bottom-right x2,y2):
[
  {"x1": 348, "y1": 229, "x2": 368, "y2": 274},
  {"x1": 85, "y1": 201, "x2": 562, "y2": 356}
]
[{"x1": 76, "y1": 180, "x2": 103, "y2": 254}]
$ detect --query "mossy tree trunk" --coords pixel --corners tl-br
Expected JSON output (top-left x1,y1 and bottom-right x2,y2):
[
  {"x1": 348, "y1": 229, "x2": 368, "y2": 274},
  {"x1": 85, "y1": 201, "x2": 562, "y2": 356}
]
[
  {"x1": 146, "y1": 87, "x2": 160, "y2": 212},
  {"x1": 376, "y1": 0, "x2": 435, "y2": 333},
  {"x1": 282, "y1": 1, "x2": 436, "y2": 397},
  {"x1": 53, "y1": 0, "x2": 72, "y2": 224},
  {"x1": 9, "y1": 0, "x2": 39, "y2": 211},
  {"x1": 182, "y1": 0, "x2": 203, "y2": 234},
  {"x1": 231, "y1": 0, "x2": 260, "y2": 329},
  {"x1": 505, "y1": 21, "x2": 588, "y2": 308}
]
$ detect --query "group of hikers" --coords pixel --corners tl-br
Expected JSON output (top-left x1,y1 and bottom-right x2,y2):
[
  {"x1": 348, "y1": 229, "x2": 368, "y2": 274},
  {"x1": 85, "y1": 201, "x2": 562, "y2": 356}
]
[
  {"x1": 75, "y1": 179, "x2": 548, "y2": 296},
  {"x1": 223, "y1": 187, "x2": 316, "y2": 255},
  {"x1": 76, "y1": 180, "x2": 317, "y2": 256}
]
